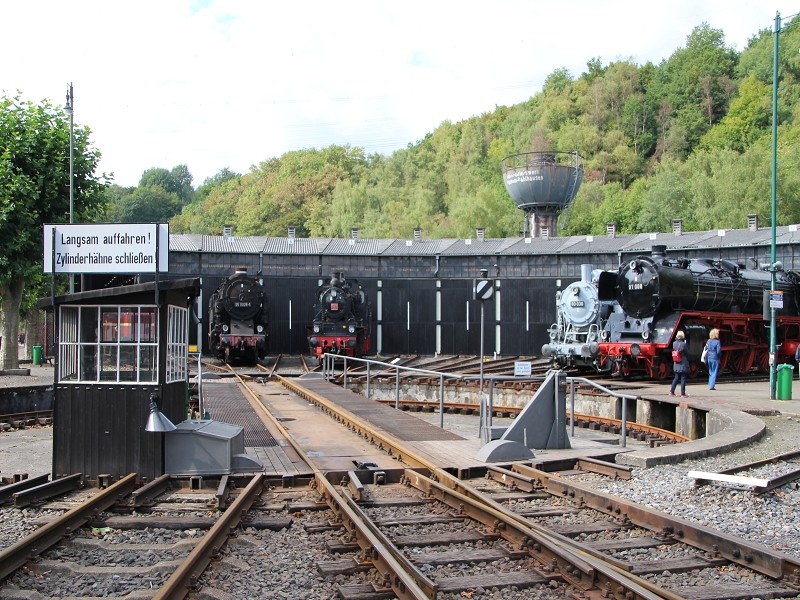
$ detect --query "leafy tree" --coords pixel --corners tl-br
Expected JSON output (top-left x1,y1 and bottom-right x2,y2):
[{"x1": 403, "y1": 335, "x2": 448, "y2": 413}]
[
  {"x1": 139, "y1": 165, "x2": 194, "y2": 205},
  {"x1": 0, "y1": 93, "x2": 107, "y2": 369},
  {"x1": 700, "y1": 75, "x2": 771, "y2": 151}
]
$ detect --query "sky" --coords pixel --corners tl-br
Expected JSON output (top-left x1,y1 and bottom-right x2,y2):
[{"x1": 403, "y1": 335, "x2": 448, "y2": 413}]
[{"x1": 1, "y1": 1, "x2": 795, "y2": 188}]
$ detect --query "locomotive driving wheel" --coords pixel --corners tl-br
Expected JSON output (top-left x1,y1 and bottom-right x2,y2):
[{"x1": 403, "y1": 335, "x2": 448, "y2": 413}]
[
  {"x1": 729, "y1": 349, "x2": 755, "y2": 375},
  {"x1": 755, "y1": 349, "x2": 770, "y2": 373},
  {"x1": 656, "y1": 358, "x2": 669, "y2": 380}
]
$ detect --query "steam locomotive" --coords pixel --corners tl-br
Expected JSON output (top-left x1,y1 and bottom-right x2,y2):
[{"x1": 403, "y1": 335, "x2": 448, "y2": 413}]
[
  {"x1": 208, "y1": 267, "x2": 269, "y2": 363},
  {"x1": 597, "y1": 245, "x2": 800, "y2": 379},
  {"x1": 307, "y1": 272, "x2": 371, "y2": 360},
  {"x1": 541, "y1": 264, "x2": 621, "y2": 371}
]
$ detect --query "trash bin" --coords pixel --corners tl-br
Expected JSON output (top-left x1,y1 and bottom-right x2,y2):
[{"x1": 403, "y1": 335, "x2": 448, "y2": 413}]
[
  {"x1": 777, "y1": 364, "x2": 794, "y2": 400},
  {"x1": 32, "y1": 345, "x2": 42, "y2": 366}
]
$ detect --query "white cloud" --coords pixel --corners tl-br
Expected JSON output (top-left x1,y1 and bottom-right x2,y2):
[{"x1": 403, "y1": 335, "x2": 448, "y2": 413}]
[{"x1": 0, "y1": 0, "x2": 791, "y2": 187}]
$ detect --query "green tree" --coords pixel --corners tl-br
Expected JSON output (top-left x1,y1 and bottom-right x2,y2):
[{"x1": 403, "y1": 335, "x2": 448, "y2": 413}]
[{"x1": 0, "y1": 93, "x2": 107, "y2": 369}]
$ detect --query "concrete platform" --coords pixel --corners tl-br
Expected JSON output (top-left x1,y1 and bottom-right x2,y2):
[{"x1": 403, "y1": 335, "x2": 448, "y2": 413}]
[{"x1": 612, "y1": 378, "x2": 800, "y2": 467}]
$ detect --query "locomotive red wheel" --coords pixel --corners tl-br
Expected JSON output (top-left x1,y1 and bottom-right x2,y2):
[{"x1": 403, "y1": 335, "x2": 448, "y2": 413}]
[
  {"x1": 656, "y1": 359, "x2": 669, "y2": 380},
  {"x1": 755, "y1": 349, "x2": 770, "y2": 373},
  {"x1": 730, "y1": 350, "x2": 755, "y2": 375}
]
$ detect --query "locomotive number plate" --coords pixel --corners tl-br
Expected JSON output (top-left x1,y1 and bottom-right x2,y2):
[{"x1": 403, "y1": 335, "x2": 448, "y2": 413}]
[
  {"x1": 331, "y1": 303, "x2": 339, "y2": 311},
  {"x1": 629, "y1": 283, "x2": 644, "y2": 290},
  {"x1": 570, "y1": 300, "x2": 585, "y2": 307}
]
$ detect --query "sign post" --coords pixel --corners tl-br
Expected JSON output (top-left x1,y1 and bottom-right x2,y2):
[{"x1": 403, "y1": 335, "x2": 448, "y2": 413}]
[{"x1": 476, "y1": 271, "x2": 494, "y2": 439}]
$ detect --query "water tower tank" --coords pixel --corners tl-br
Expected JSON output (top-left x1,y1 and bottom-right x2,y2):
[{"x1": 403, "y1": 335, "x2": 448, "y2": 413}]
[{"x1": 501, "y1": 151, "x2": 583, "y2": 237}]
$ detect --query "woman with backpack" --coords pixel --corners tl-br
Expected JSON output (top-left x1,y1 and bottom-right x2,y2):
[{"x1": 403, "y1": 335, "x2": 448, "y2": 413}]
[{"x1": 669, "y1": 331, "x2": 689, "y2": 397}]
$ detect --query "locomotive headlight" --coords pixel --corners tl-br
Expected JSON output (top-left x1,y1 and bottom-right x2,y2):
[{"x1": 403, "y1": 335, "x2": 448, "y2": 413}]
[
  {"x1": 256, "y1": 325, "x2": 264, "y2": 333},
  {"x1": 313, "y1": 325, "x2": 320, "y2": 333},
  {"x1": 348, "y1": 325, "x2": 355, "y2": 334},
  {"x1": 222, "y1": 324, "x2": 229, "y2": 333}
]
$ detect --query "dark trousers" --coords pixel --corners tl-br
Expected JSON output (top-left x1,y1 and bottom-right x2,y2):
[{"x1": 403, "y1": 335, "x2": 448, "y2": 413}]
[{"x1": 670, "y1": 371, "x2": 687, "y2": 395}]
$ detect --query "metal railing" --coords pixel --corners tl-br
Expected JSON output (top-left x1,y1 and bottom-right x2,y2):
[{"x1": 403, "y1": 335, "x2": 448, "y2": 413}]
[
  {"x1": 321, "y1": 353, "x2": 465, "y2": 428},
  {"x1": 566, "y1": 376, "x2": 637, "y2": 448},
  {"x1": 321, "y1": 355, "x2": 636, "y2": 447}
]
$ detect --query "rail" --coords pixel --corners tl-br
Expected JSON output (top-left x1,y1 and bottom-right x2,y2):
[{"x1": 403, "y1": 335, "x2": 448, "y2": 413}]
[{"x1": 566, "y1": 376, "x2": 638, "y2": 448}]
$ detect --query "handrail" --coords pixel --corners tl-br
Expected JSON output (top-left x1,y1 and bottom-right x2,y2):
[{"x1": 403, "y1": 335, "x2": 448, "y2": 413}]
[
  {"x1": 566, "y1": 376, "x2": 638, "y2": 447},
  {"x1": 321, "y1": 353, "x2": 467, "y2": 428}
]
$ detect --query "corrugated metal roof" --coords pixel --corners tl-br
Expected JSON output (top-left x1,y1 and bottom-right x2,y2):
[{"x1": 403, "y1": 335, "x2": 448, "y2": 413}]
[
  {"x1": 440, "y1": 238, "x2": 507, "y2": 256},
  {"x1": 168, "y1": 223, "x2": 800, "y2": 258},
  {"x1": 381, "y1": 238, "x2": 459, "y2": 255},
  {"x1": 201, "y1": 235, "x2": 265, "y2": 254},
  {"x1": 260, "y1": 237, "x2": 330, "y2": 254},
  {"x1": 169, "y1": 234, "x2": 202, "y2": 252},
  {"x1": 322, "y1": 237, "x2": 395, "y2": 255}
]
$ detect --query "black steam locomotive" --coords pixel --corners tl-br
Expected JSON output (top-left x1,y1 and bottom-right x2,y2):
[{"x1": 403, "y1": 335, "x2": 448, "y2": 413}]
[
  {"x1": 208, "y1": 267, "x2": 269, "y2": 363},
  {"x1": 597, "y1": 245, "x2": 800, "y2": 379},
  {"x1": 307, "y1": 272, "x2": 371, "y2": 360}
]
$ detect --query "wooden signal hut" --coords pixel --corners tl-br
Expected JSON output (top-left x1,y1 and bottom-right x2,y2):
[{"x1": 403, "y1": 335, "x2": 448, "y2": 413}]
[{"x1": 39, "y1": 278, "x2": 201, "y2": 485}]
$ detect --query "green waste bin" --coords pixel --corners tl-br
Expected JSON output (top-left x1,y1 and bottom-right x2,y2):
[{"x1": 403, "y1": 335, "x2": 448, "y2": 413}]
[
  {"x1": 777, "y1": 364, "x2": 794, "y2": 400},
  {"x1": 32, "y1": 345, "x2": 42, "y2": 366}
]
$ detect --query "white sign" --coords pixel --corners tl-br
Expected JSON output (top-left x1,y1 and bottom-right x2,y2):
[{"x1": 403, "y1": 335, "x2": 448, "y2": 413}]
[
  {"x1": 514, "y1": 361, "x2": 532, "y2": 377},
  {"x1": 476, "y1": 279, "x2": 493, "y2": 301},
  {"x1": 43, "y1": 223, "x2": 169, "y2": 274},
  {"x1": 770, "y1": 290, "x2": 784, "y2": 309}
]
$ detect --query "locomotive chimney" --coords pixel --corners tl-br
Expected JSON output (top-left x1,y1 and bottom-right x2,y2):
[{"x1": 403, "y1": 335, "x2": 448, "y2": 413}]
[
  {"x1": 747, "y1": 214, "x2": 759, "y2": 231},
  {"x1": 234, "y1": 265, "x2": 248, "y2": 275},
  {"x1": 331, "y1": 272, "x2": 342, "y2": 286},
  {"x1": 672, "y1": 219, "x2": 683, "y2": 236},
  {"x1": 651, "y1": 245, "x2": 667, "y2": 259}
]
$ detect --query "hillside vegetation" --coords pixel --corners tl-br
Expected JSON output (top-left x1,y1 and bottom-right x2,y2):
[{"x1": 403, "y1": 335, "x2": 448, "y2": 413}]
[{"x1": 107, "y1": 22, "x2": 800, "y2": 239}]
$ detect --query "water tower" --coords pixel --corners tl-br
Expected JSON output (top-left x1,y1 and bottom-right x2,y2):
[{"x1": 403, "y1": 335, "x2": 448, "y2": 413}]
[{"x1": 501, "y1": 151, "x2": 583, "y2": 237}]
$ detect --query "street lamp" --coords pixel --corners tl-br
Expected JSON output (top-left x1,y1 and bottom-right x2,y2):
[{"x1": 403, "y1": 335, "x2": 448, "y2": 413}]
[{"x1": 64, "y1": 83, "x2": 74, "y2": 293}]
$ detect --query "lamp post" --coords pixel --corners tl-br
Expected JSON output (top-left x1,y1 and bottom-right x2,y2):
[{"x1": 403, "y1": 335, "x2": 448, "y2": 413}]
[
  {"x1": 64, "y1": 83, "x2": 74, "y2": 293},
  {"x1": 769, "y1": 12, "x2": 799, "y2": 398}
]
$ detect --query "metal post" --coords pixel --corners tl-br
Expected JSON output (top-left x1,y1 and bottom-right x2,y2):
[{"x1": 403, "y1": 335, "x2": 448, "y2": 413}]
[
  {"x1": 438, "y1": 375, "x2": 444, "y2": 428},
  {"x1": 570, "y1": 378, "x2": 576, "y2": 437},
  {"x1": 65, "y1": 83, "x2": 75, "y2": 293},
  {"x1": 620, "y1": 396, "x2": 628, "y2": 448},
  {"x1": 395, "y1": 367, "x2": 400, "y2": 409},
  {"x1": 366, "y1": 362, "x2": 371, "y2": 400},
  {"x1": 770, "y1": 11, "x2": 781, "y2": 400},
  {"x1": 479, "y1": 299, "x2": 485, "y2": 436}
]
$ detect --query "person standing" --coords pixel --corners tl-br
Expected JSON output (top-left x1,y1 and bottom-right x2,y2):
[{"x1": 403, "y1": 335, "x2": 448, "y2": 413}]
[
  {"x1": 669, "y1": 331, "x2": 690, "y2": 397},
  {"x1": 706, "y1": 328, "x2": 721, "y2": 390}
]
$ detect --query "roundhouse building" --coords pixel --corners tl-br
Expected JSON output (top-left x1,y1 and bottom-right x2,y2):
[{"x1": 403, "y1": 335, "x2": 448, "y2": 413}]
[{"x1": 163, "y1": 216, "x2": 800, "y2": 358}]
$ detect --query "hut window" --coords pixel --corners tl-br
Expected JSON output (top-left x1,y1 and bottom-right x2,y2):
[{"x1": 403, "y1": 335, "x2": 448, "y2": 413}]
[
  {"x1": 58, "y1": 305, "x2": 159, "y2": 384},
  {"x1": 166, "y1": 305, "x2": 189, "y2": 383}
]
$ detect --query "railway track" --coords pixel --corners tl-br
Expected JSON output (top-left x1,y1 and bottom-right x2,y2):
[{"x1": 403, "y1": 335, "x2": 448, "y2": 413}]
[{"x1": 3, "y1": 359, "x2": 798, "y2": 598}]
